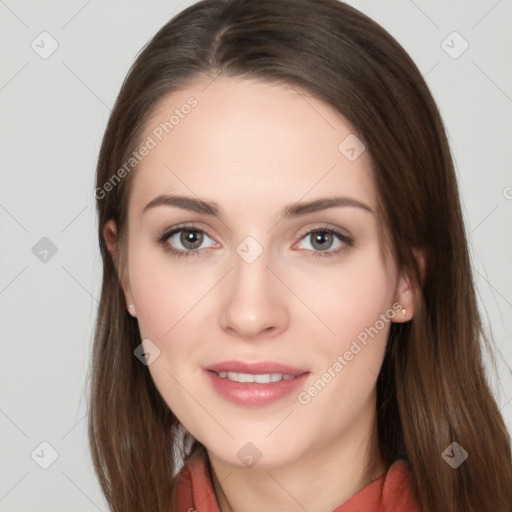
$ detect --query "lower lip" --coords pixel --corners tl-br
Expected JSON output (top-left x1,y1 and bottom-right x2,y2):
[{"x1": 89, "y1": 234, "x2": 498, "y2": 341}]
[{"x1": 205, "y1": 370, "x2": 310, "y2": 407}]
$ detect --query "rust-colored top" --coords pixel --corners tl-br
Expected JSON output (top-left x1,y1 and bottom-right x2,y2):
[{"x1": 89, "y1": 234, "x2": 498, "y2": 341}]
[{"x1": 174, "y1": 451, "x2": 419, "y2": 512}]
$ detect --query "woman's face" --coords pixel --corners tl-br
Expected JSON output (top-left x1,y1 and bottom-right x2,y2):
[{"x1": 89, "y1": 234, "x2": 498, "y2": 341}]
[{"x1": 105, "y1": 76, "x2": 413, "y2": 469}]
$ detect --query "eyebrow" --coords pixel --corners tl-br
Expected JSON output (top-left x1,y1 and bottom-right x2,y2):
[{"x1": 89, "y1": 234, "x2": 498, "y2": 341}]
[{"x1": 142, "y1": 194, "x2": 373, "y2": 219}]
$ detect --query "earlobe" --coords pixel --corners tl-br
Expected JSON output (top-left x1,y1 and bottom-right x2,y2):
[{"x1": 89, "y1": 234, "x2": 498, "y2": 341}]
[
  {"x1": 392, "y1": 248, "x2": 426, "y2": 323},
  {"x1": 393, "y1": 271, "x2": 415, "y2": 323},
  {"x1": 122, "y1": 270, "x2": 137, "y2": 316},
  {"x1": 103, "y1": 220, "x2": 136, "y2": 317}
]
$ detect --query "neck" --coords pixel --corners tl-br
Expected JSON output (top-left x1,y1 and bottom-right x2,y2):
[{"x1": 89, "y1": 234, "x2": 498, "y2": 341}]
[{"x1": 207, "y1": 404, "x2": 386, "y2": 512}]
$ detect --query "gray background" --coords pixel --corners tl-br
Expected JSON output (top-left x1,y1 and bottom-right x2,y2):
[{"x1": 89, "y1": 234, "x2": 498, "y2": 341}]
[{"x1": 1, "y1": 0, "x2": 511, "y2": 510}]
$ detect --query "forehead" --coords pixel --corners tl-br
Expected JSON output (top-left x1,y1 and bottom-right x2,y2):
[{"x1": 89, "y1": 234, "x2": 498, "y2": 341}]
[{"x1": 129, "y1": 76, "x2": 376, "y2": 217}]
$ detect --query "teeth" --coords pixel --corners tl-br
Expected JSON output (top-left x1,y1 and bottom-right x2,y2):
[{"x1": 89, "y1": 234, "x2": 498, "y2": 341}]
[{"x1": 216, "y1": 371, "x2": 297, "y2": 383}]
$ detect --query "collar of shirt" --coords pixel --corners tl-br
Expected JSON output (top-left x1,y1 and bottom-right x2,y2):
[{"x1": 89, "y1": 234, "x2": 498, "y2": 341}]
[{"x1": 174, "y1": 450, "x2": 419, "y2": 512}]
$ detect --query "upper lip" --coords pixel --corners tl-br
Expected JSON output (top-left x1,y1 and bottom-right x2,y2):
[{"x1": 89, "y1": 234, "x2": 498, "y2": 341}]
[{"x1": 205, "y1": 360, "x2": 308, "y2": 376}]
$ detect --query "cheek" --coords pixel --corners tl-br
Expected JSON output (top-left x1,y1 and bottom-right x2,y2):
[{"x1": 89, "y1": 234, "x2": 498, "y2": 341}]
[
  {"x1": 315, "y1": 249, "x2": 397, "y2": 345},
  {"x1": 127, "y1": 246, "x2": 206, "y2": 423},
  {"x1": 302, "y1": 251, "x2": 396, "y2": 413},
  {"x1": 127, "y1": 243, "x2": 215, "y2": 390},
  {"x1": 128, "y1": 244, "x2": 202, "y2": 339}
]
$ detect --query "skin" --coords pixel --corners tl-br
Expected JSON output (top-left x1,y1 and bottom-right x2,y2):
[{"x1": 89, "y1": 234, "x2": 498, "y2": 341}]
[{"x1": 104, "y1": 76, "x2": 417, "y2": 512}]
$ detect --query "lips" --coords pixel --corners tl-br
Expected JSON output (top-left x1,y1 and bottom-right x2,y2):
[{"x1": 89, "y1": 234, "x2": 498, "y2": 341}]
[{"x1": 204, "y1": 360, "x2": 310, "y2": 407}]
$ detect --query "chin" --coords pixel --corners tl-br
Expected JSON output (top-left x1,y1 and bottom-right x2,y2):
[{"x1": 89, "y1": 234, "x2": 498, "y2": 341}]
[{"x1": 200, "y1": 431, "x2": 311, "y2": 471}]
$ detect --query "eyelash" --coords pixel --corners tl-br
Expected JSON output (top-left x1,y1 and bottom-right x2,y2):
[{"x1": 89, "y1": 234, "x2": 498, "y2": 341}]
[{"x1": 155, "y1": 224, "x2": 353, "y2": 259}]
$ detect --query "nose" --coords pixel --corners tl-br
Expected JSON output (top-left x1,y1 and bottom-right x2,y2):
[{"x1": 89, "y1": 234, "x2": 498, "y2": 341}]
[{"x1": 219, "y1": 246, "x2": 289, "y2": 340}]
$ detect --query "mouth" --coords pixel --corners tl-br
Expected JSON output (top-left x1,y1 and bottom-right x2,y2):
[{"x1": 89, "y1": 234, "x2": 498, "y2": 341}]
[{"x1": 204, "y1": 360, "x2": 310, "y2": 407}]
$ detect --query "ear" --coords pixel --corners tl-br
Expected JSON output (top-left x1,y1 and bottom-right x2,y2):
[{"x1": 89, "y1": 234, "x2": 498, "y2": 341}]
[
  {"x1": 103, "y1": 219, "x2": 137, "y2": 317},
  {"x1": 412, "y1": 247, "x2": 426, "y2": 286},
  {"x1": 392, "y1": 248, "x2": 426, "y2": 323}
]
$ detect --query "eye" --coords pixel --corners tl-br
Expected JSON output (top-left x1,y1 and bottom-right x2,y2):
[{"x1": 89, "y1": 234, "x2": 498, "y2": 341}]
[
  {"x1": 296, "y1": 226, "x2": 353, "y2": 258},
  {"x1": 155, "y1": 225, "x2": 216, "y2": 258},
  {"x1": 155, "y1": 224, "x2": 353, "y2": 259}
]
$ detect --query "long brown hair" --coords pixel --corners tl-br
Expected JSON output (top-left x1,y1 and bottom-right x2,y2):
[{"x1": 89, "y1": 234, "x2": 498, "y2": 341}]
[{"x1": 88, "y1": 1, "x2": 512, "y2": 510}]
